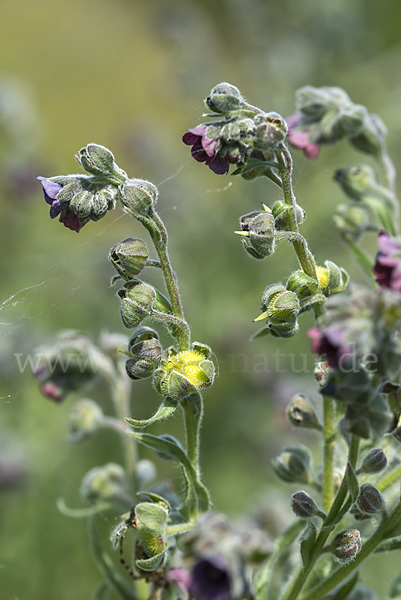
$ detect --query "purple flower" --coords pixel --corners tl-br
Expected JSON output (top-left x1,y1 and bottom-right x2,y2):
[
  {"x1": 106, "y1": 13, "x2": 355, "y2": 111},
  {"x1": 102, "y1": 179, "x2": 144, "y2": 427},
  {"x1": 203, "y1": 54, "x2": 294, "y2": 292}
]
[
  {"x1": 37, "y1": 176, "x2": 87, "y2": 232},
  {"x1": 189, "y1": 557, "x2": 231, "y2": 600},
  {"x1": 286, "y1": 114, "x2": 320, "y2": 159},
  {"x1": 40, "y1": 381, "x2": 65, "y2": 403},
  {"x1": 308, "y1": 327, "x2": 351, "y2": 369},
  {"x1": 373, "y1": 231, "x2": 401, "y2": 292},
  {"x1": 182, "y1": 127, "x2": 230, "y2": 174}
]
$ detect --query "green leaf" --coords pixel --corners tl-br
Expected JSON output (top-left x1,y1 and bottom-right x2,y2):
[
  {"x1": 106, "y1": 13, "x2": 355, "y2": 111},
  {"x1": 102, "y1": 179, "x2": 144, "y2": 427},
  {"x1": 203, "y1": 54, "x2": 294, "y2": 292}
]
[
  {"x1": 135, "y1": 502, "x2": 168, "y2": 535},
  {"x1": 231, "y1": 158, "x2": 279, "y2": 176},
  {"x1": 136, "y1": 544, "x2": 168, "y2": 571},
  {"x1": 125, "y1": 397, "x2": 178, "y2": 428},
  {"x1": 330, "y1": 572, "x2": 359, "y2": 600},
  {"x1": 346, "y1": 462, "x2": 360, "y2": 502},
  {"x1": 300, "y1": 521, "x2": 317, "y2": 568},
  {"x1": 136, "y1": 491, "x2": 171, "y2": 512},
  {"x1": 91, "y1": 581, "x2": 111, "y2": 600},
  {"x1": 57, "y1": 497, "x2": 112, "y2": 518},
  {"x1": 88, "y1": 517, "x2": 138, "y2": 600}
]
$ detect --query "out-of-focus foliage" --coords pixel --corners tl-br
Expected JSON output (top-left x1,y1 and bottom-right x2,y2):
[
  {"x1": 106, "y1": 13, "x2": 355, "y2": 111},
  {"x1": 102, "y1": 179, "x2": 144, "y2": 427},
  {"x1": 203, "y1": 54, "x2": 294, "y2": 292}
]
[{"x1": 1, "y1": 0, "x2": 401, "y2": 597}]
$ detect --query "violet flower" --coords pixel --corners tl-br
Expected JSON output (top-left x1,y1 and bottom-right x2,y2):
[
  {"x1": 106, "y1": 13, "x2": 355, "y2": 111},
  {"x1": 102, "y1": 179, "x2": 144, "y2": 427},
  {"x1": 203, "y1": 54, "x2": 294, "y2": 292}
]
[
  {"x1": 308, "y1": 327, "x2": 351, "y2": 369},
  {"x1": 182, "y1": 127, "x2": 230, "y2": 174},
  {"x1": 373, "y1": 231, "x2": 401, "y2": 292},
  {"x1": 286, "y1": 114, "x2": 320, "y2": 159},
  {"x1": 189, "y1": 557, "x2": 231, "y2": 600},
  {"x1": 37, "y1": 176, "x2": 87, "y2": 232}
]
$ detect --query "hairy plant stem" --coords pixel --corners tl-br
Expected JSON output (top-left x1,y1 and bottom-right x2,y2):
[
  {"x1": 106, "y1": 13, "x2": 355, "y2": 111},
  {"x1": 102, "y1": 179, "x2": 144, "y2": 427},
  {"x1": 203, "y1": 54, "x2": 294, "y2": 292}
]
[
  {"x1": 303, "y1": 498, "x2": 401, "y2": 600},
  {"x1": 182, "y1": 393, "x2": 203, "y2": 475},
  {"x1": 280, "y1": 435, "x2": 360, "y2": 600},
  {"x1": 322, "y1": 396, "x2": 336, "y2": 514}
]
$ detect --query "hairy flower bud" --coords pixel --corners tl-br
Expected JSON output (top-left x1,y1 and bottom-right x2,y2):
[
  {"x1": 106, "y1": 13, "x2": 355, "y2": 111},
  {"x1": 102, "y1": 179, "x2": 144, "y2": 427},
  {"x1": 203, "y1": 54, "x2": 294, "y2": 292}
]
[
  {"x1": 80, "y1": 463, "x2": 128, "y2": 504},
  {"x1": 291, "y1": 491, "x2": 324, "y2": 519},
  {"x1": 358, "y1": 449, "x2": 387, "y2": 475},
  {"x1": 120, "y1": 178, "x2": 158, "y2": 216},
  {"x1": 271, "y1": 445, "x2": 313, "y2": 484},
  {"x1": 357, "y1": 484, "x2": 385, "y2": 515},
  {"x1": 153, "y1": 343, "x2": 215, "y2": 401},
  {"x1": 272, "y1": 201, "x2": 306, "y2": 230},
  {"x1": 75, "y1": 143, "x2": 127, "y2": 180},
  {"x1": 254, "y1": 112, "x2": 288, "y2": 149},
  {"x1": 286, "y1": 270, "x2": 319, "y2": 298},
  {"x1": 238, "y1": 210, "x2": 275, "y2": 259},
  {"x1": 68, "y1": 398, "x2": 103, "y2": 442},
  {"x1": 286, "y1": 393, "x2": 321, "y2": 430},
  {"x1": 334, "y1": 164, "x2": 376, "y2": 201},
  {"x1": 330, "y1": 529, "x2": 361, "y2": 563},
  {"x1": 258, "y1": 284, "x2": 300, "y2": 337},
  {"x1": 315, "y1": 260, "x2": 348, "y2": 296},
  {"x1": 118, "y1": 281, "x2": 157, "y2": 328},
  {"x1": 205, "y1": 82, "x2": 245, "y2": 114},
  {"x1": 109, "y1": 238, "x2": 149, "y2": 280},
  {"x1": 333, "y1": 203, "x2": 370, "y2": 240},
  {"x1": 350, "y1": 113, "x2": 387, "y2": 156},
  {"x1": 296, "y1": 86, "x2": 350, "y2": 120},
  {"x1": 125, "y1": 327, "x2": 162, "y2": 380}
]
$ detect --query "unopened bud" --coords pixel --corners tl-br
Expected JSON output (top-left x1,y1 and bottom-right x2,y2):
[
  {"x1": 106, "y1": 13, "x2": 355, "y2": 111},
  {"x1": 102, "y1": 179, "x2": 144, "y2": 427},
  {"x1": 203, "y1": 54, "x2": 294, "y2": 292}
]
[
  {"x1": 316, "y1": 260, "x2": 348, "y2": 296},
  {"x1": 291, "y1": 491, "x2": 325, "y2": 519},
  {"x1": 350, "y1": 113, "x2": 387, "y2": 157},
  {"x1": 80, "y1": 463, "x2": 128, "y2": 504},
  {"x1": 357, "y1": 484, "x2": 385, "y2": 515},
  {"x1": 238, "y1": 210, "x2": 275, "y2": 259},
  {"x1": 120, "y1": 178, "x2": 158, "y2": 216},
  {"x1": 333, "y1": 203, "x2": 369, "y2": 240},
  {"x1": 126, "y1": 327, "x2": 162, "y2": 380},
  {"x1": 334, "y1": 164, "x2": 376, "y2": 201},
  {"x1": 118, "y1": 281, "x2": 157, "y2": 328},
  {"x1": 205, "y1": 82, "x2": 245, "y2": 114},
  {"x1": 271, "y1": 445, "x2": 313, "y2": 484},
  {"x1": 75, "y1": 143, "x2": 126, "y2": 179},
  {"x1": 330, "y1": 529, "x2": 361, "y2": 563},
  {"x1": 109, "y1": 238, "x2": 149, "y2": 280},
  {"x1": 68, "y1": 399, "x2": 103, "y2": 442},
  {"x1": 254, "y1": 112, "x2": 288, "y2": 148},
  {"x1": 358, "y1": 449, "x2": 387, "y2": 475},
  {"x1": 272, "y1": 201, "x2": 306, "y2": 230},
  {"x1": 286, "y1": 394, "x2": 321, "y2": 430},
  {"x1": 286, "y1": 270, "x2": 319, "y2": 298},
  {"x1": 257, "y1": 284, "x2": 300, "y2": 338}
]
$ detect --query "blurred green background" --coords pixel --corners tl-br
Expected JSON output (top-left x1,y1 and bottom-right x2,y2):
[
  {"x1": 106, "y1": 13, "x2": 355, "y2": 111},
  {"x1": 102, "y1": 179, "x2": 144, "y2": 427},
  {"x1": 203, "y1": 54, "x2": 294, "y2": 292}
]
[{"x1": 1, "y1": 0, "x2": 401, "y2": 597}]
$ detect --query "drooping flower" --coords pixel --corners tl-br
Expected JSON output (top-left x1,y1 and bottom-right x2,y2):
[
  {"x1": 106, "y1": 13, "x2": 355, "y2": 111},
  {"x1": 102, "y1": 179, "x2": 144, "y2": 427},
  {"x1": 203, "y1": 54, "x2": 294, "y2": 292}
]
[
  {"x1": 189, "y1": 557, "x2": 231, "y2": 600},
  {"x1": 308, "y1": 327, "x2": 351, "y2": 369},
  {"x1": 37, "y1": 176, "x2": 87, "y2": 232},
  {"x1": 373, "y1": 231, "x2": 401, "y2": 292},
  {"x1": 182, "y1": 127, "x2": 231, "y2": 174},
  {"x1": 286, "y1": 114, "x2": 320, "y2": 159}
]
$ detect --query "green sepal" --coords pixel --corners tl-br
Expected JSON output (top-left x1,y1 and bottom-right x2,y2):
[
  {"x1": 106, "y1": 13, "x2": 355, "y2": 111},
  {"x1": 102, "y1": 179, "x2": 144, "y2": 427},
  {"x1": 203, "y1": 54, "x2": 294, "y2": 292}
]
[
  {"x1": 128, "y1": 431, "x2": 210, "y2": 517},
  {"x1": 300, "y1": 520, "x2": 317, "y2": 567},
  {"x1": 88, "y1": 517, "x2": 138, "y2": 600},
  {"x1": 298, "y1": 293, "x2": 326, "y2": 313},
  {"x1": 136, "y1": 491, "x2": 171, "y2": 513},
  {"x1": 136, "y1": 544, "x2": 168, "y2": 571},
  {"x1": 125, "y1": 397, "x2": 178, "y2": 428},
  {"x1": 136, "y1": 501, "x2": 169, "y2": 534},
  {"x1": 346, "y1": 462, "x2": 360, "y2": 502},
  {"x1": 231, "y1": 158, "x2": 279, "y2": 176},
  {"x1": 192, "y1": 341, "x2": 213, "y2": 359}
]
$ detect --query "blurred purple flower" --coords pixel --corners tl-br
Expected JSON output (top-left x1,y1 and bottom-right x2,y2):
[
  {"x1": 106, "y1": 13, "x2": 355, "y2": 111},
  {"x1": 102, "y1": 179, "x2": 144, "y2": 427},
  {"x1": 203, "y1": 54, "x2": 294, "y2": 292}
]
[
  {"x1": 182, "y1": 127, "x2": 230, "y2": 174},
  {"x1": 286, "y1": 114, "x2": 319, "y2": 159},
  {"x1": 40, "y1": 381, "x2": 65, "y2": 403},
  {"x1": 373, "y1": 231, "x2": 401, "y2": 292},
  {"x1": 308, "y1": 327, "x2": 351, "y2": 369},
  {"x1": 37, "y1": 176, "x2": 87, "y2": 232},
  {"x1": 189, "y1": 557, "x2": 231, "y2": 600}
]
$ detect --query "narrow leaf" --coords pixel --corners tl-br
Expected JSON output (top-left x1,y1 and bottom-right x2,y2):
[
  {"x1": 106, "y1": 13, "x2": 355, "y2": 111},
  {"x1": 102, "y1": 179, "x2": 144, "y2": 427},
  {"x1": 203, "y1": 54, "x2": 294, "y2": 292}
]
[
  {"x1": 300, "y1": 521, "x2": 317, "y2": 568},
  {"x1": 346, "y1": 462, "x2": 359, "y2": 502},
  {"x1": 125, "y1": 397, "x2": 178, "y2": 428}
]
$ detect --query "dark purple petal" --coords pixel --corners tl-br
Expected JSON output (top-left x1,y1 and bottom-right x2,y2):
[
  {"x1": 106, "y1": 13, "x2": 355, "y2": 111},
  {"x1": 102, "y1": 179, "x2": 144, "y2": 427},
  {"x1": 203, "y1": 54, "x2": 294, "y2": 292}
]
[
  {"x1": 59, "y1": 212, "x2": 87, "y2": 232},
  {"x1": 308, "y1": 327, "x2": 350, "y2": 369},
  {"x1": 374, "y1": 232, "x2": 401, "y2": 291},
  {"x1": 191, "y1": 140, "x2": 209, "y2": 163},
  {"x1": 182, "y1": 127, "x2": 206, "y2": 146},
  {"x1": 49, "y1": 199, "x2": 63, "y2": 218},
  {"x1": 208, "y1": 155, "x2": 230, "y2": 175},
  {"x1": 37, "y1": 176, "x2": 63, "y2": 204},
  {"x1": 189, "y1": 557, "x2": 231, "y2": 600}
]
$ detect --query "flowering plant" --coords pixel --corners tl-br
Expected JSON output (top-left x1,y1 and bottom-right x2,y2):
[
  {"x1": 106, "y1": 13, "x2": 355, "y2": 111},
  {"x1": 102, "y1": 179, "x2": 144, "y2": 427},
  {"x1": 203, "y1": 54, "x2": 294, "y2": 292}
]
[{"x1": 35, "y1": 82, "x2": 401, "y2": 600}]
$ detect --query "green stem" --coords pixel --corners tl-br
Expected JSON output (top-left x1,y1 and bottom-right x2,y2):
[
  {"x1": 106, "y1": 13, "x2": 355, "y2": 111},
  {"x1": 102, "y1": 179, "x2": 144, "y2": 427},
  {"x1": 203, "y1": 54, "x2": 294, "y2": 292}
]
[
  {"x1": 182, "y1": 393, "x2": 204, "y2": 475},
  {"x1": 344, "y1": 236, "x2": 376, "y2": 285},
  {"x1": 280, "y1": 436, "x2": 360, "y2": 600},
  {"x1": 303, "y1": 499, "x2": 401, "y2": 600},
  {"x1": 322, "y1": 396, "x2": 336, "y2": 514},
  {"x1": 376, "y1": 463, "x2": 401, "y2": 493},
  {"x1": 148, "y1": 208, "x2": 190, "y2": 351}
]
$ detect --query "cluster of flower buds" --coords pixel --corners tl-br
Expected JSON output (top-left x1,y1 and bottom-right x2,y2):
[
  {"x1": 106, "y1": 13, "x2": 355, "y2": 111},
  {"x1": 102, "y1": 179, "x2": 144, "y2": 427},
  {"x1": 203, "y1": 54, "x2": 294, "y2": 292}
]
[
  {"x1": 271, "y1": 445, "x2": 314, "y2": 484},
  {"x1": 153, "y1": 343, "x2": 215, "y2": 401},
  {"x1": 117, "y1": 279, "x2": 171, "y2": 329},
  {"x1": 34, "y1": 330, "x2": 114, "y2": 402},
  {"x1": 287, "y1": 86, "x2": 387, "y2": 159},
  {"x1": 183, "y1": 82, "x2": 288, "y2": 177},
  {"x1": 125, "y1": 327, "x2": 162, "y2": 380}
]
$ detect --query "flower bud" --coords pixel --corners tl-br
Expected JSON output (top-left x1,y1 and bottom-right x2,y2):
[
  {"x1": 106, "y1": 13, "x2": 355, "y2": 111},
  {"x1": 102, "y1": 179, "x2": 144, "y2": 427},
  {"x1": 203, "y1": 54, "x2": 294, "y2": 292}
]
[
  {"x1": 254, "y1": 112, "x2": 288, "y2": 149},
  {"x1": 125, "y1": 327, "x2": 162, "y2": 380},
  {"x1": 296, "y1": 86, "x2": 350, "y2": 120},
  {"x1": 338, "y1": 104, "x2": 367, "y2": 137},
  {"x1": 350, "y1": 113, "x2": 387, "y2": 156},
  {"x1": 80, "y1": 463, "x2": 128, "y2": 504},
  {"x1": 357, "y1": 484, "x2": 385, "y2": 515},
  {"x1": 286, "y1": 394, "x2": 321, "y2": 430},
  {"x1": 258, "y1": 284, "x2": 300, "y2": 338},
  {"x1": 135, "y1": 459, "x2": 157, "y2": 488},
  {"x1": 205, "y1": 82, "x2": 245, "y2": 114},
  {"x1": 153, "y1": 344, "x2": 215, "y2": 401},
  {"x1": 315, "y1": 260, "x2": 348, "y2": 296},
  {"x1": 333, "y1": 203, "x2": 369, "y2": 240},
  {"x1": 271, "y1": 445, "x2": 313, "y2": 484},
  {"x1": 118, "y1": 281, "x2": 157, "y2": 328},
  {"x1": 238, "y1": 210, "x2": 275, "y2": 259},
  {"x1": 75, "y1": 143, "x2": 126, "y2": 179},
  {"x1": 68, "y1": 398, "x2": 103, "y2": 442},
  {"x1": 330, "y1": 529, "x2": 361, "y2": 563},
  {"x1": 120, "y1": 178, "x2": 158, "y2": 216},
  {"x1": 109, "y1": 238, "x2": 149, "y2": 280},
  {"x1": 272, "y1": 201, "x2": 306, "y2": 230},
  {"x1": 358, "y1": 449, "x2": 387, "y2": 475},
  {"x1": 334, "y1": 164, "x2": 376, "y2": 201},
  {"x1": 291, "y1": 491, "x2": 324, "y2": 519},
  {"x1": 286, "y1": 270, "x2": 319, "y2": 298}
]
